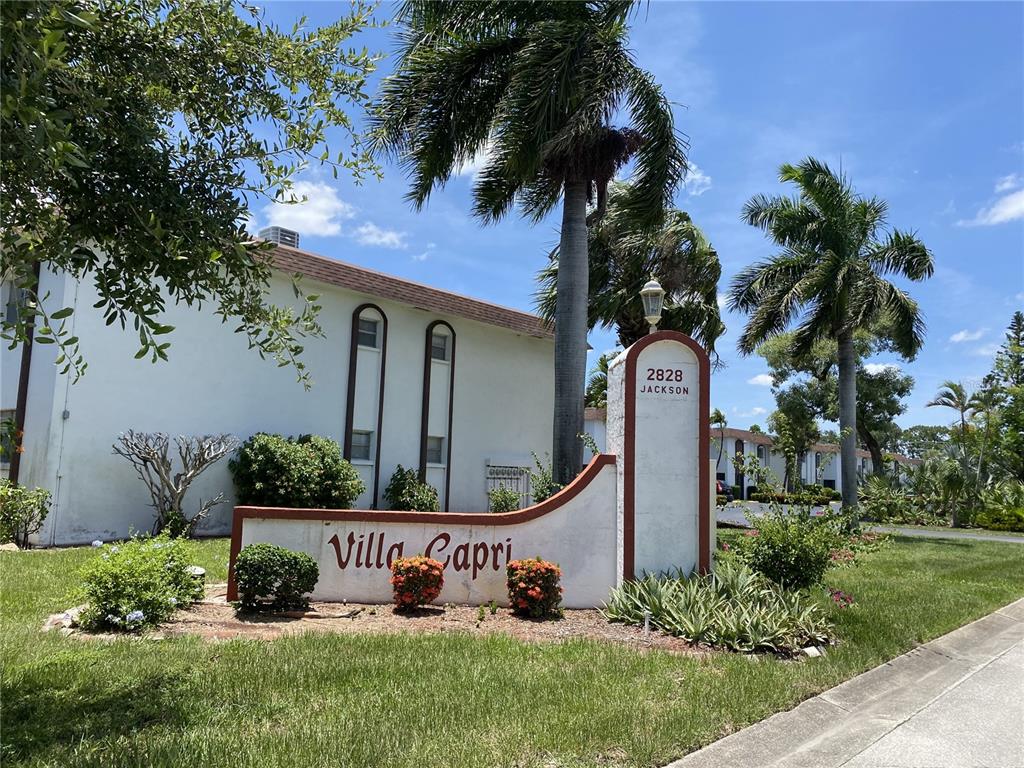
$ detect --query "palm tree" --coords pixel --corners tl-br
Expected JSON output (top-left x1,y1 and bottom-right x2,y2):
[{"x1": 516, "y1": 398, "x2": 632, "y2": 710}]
[
  {"x1": 711, "y1": 408, "x2": 727, "y2": 470},
  {"x1": 370, "y1": 2, "x2": 684, "y2": 485},
  {"x1": 585, "y1": 353, "x2": 614, "y2": 408},
  {"x1": 728, "y1": 158, "x2": 933, "y2": 511},
  {"x1": 536, "y1": 182, "x2": 724, "y2": 354},
  {"x1": 925, "y1": 382, "x2": 970, "y2": 466}
]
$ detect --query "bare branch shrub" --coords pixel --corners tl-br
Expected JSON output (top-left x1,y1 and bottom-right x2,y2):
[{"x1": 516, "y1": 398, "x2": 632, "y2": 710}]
[{"x1": 113, "y1": 431, "x2": 239, "y2": 537}]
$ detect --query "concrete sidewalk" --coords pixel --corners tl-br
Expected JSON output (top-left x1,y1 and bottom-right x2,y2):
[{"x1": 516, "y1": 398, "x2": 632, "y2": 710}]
[{"x1": 668, "y1": 598, "x2": 1024, "y2": 768}]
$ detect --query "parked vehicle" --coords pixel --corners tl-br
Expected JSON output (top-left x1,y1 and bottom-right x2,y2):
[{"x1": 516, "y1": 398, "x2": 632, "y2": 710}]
[{"x1": 716, "y1": 480, "x2": 734, "y2": 502}]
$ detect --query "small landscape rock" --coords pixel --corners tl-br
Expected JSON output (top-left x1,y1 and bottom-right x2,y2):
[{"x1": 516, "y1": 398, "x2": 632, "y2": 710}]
[
  {"x1": 802, "y1": 645, "x2": 823, "y2": 658},
  {"x1": 0, "y1": 543, "x2": 20, "y2": 552},
  {"x1": 186, "y1": 565, "x2": 206, "y2": 579}
]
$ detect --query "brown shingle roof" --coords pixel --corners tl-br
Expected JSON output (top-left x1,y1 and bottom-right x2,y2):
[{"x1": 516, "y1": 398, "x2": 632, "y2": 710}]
[
  {"x1": 269, "y1": 243, "x2": 554, "y2": 339},
  {"x1": 717, "y1": 427, "x2": 774, "y2": 446}
]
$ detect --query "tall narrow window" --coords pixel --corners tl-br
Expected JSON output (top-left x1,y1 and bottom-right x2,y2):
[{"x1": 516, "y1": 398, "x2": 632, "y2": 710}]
[
  {"x1": 426, "y1": 436, "x2": 444, "y2": 465},
  {"x1": 357, "y1": 318, "x2": 379, "y2": 348},
  {"x1": 0, "y1": 409, "x2": 14, "y2": 466},
  {"x1": 350, "y1": 431, "x2": 372, "y2": 461},
  {"x1": 430, "y1": 333, "x2": 448, "y2": 361}
]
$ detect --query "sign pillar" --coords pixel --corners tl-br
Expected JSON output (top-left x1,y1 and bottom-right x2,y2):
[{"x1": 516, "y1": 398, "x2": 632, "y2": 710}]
[{"x1": 607, "y1": 331, "x2": 711, "y2": 580}]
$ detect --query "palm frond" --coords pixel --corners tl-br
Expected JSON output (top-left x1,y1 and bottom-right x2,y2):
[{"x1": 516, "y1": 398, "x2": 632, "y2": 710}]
[
  {"x1": 866, "y1": 230, "x2": 934, "y2": 281},
  {"x1": 616, "y1": 63, "x2": 686, "y2": 226}
]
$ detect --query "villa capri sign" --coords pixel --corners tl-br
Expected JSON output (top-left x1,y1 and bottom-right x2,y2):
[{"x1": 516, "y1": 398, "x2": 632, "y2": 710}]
[{"x1": 227, "y1": 331, "x2": 712, "y2": 607}]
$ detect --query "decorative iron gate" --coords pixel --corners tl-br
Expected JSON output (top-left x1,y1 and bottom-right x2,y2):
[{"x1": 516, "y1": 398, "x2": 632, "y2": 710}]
[{"x1": 485, "y1": 465, "x2": 531, "y2": 510}]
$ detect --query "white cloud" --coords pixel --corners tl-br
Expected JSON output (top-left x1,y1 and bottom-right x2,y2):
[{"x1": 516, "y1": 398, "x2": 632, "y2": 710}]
[
  {"x1": 354, "y1": 222, "x2": 408, "y2": 249},
  {"x1": 456, "y1": 142, "x2": 494, "y2": 180},
  {"x1": 863, "y1": 362, "x2": 900, "y2": 375},
  {"x1": 240, "y1": 209, "x2": 258, "y2": 236},
  {"x1": 957, "y1": 189, "x2": 1024, "y2": 227},
  {"x1": 411, "y1": 242, "x2": 436, "y2": 262},
  {"x1": 732, "y1": 406, "x2": 768, "y2": 418},
  {"x1": 716, "y1": 293, "x2": 729, "y2": 310},
  {"x1": 974, "y1": 343, "x2": 1000, "y2": 357},
  {"x1": 995, "y1": 173, "x2": 1021, "y2": 193},
  {"x1": 747, "y1": 374, "x2": 773, "y2": 386},
  {"x1": 263, "y1": 181, "x2": 354, "y2": 237},
  {"x1": 949, "y1": 329, "x2": 985, "y2": 343},
  {"x1": 683, "y1": 161, "x2": 712, "y2": 196}
]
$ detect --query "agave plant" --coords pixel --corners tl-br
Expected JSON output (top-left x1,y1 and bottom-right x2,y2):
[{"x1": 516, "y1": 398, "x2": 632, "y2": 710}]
[{"x1": 602, "y1": 560, "x2": 833, "y2": 654}]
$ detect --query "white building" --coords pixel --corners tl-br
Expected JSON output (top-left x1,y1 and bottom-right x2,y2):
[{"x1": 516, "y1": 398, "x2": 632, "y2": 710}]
[{"x1": 2, "y1": 242, "x2": 555, "y2": 545}]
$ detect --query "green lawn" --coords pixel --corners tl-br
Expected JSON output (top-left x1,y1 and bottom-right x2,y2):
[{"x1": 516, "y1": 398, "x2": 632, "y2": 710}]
[
  {"x1": 3, "y1": 536, "x2": 1022, "y2": 768},
  {"x1": 867, "y1": 523, "x2": 1024, "y2": 538}
]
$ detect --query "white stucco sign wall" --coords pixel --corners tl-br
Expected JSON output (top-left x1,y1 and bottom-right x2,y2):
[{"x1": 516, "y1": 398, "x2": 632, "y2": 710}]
[
  {"x1": 229, "y1": 456, "x2": 618, "y2": 608},
  {"x1": 606, "y1": 331, "x2": 712, "y2": 579}
]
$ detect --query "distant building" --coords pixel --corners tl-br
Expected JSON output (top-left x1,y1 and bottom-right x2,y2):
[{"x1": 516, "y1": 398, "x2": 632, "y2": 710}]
[{"x1": 584, "y1": 414, "x2": 920, "y2": 500}]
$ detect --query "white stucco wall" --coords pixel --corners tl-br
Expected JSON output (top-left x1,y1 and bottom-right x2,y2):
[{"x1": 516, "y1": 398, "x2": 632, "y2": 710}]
[
  {"x1": 237, "y1": 458, "x2": 618, "y2": 608},
  {"x1": 7, "y1": 268, "x2": 554, "y2": 545}
]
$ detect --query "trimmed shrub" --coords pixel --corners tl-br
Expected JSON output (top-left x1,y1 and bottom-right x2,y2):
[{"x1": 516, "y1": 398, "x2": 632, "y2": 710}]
[
  {"x1": 390, "y1": 555, "x2": 444, "y2": 609},
  {"x1": 715, "y1": 494, "x2": 727, "y2": 507},
  {"x1": 488, "y1": 485, "x2": 520, "y2": 513},
  {"x1": 974, "y1": 507, "x2": 1024, "y2": 532},
  {"x1": 229, "y1": 433, "x2": 364, "y2": 509},
  {"x1": 0, "y1": 480, "x2": 50, "y2": 548},
  {"x1": 751, "y1": 487, "x2": 840, "y2": 506},
  {"x1": 233, "y1": 543, "x2": 319, "y2": 612},
  {"x1": 603, "y1": 559, "x2": 832, "y2": 654},
  {"x1": 738, "y1": 510, "x2": 843, "y2": 590},
  {"x1": 79, "y1": 535, "x2": 203, "y2": 631},
  {"x1": 383, "y1": 465, "x2": 439, "y2": 512},
  {"x1": 507, "y1": 557, "x2": 562, "y2": 618}
]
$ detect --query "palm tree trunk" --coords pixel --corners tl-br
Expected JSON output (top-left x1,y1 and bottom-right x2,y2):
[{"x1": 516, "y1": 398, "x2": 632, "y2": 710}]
[
  {"x1": 552, "y1": 179, "x2": 589, "y2": 486},
  {"x1": 837, "y1": 331, "x2": 858, "y2": 511},
  {"x1": 859, "y1": 424, "x2": 886, "y2": 478}
]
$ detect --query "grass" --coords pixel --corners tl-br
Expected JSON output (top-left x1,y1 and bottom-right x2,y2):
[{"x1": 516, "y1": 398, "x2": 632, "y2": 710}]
[
  {"x1": 866, "y1": 523, "x2": 1024, "y2": 538},
  {"x1": 2, "y1": 536, "x2": 1023, "y2": 768}
]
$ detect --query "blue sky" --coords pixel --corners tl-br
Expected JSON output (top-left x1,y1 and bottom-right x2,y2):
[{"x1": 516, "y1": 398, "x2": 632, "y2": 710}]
[{"x1": 252, "y1": 1, "x2": 1024, "y2": 430}]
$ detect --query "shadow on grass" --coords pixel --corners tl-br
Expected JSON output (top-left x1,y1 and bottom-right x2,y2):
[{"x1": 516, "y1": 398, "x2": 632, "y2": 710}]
[
  {"x1": 887, "y1": 535, "x2": 973, "y2": 548},
  {"x1": 1, "y1": 666, "x2": 194, "y2": 762}
]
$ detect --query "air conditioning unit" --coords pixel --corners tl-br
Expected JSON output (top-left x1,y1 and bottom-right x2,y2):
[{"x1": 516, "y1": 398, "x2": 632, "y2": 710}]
[{"x1": 258, "y1": 226, "x2": 300, "y2": 249}]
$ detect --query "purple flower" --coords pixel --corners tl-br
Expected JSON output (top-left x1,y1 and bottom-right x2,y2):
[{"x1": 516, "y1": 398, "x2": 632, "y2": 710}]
[
  {"x1": 91, "y1": 540, "x2": 103, "y2": 548},
  {"x1": 126, "y1": 610, "x2": 145, "y2": 622}
]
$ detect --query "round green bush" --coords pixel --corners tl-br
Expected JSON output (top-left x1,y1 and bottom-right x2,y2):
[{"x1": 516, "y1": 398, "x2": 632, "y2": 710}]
[
  {"x1": 487, "y1": 485, "x2": 521, "y2": 513},
  {"x1": 233, "y1": 542, "x2": 319, "y2": 612},
  {"x1": 383, "y1": 465, "x2": 439, "y2": 512},
  {"x1": 229, "y1": 433, "x2": 364, "y2": 508},
  {"x1": 739, "y1": 512, "x2": 843, "y2": 590},
  {"x1": 79, "y1": 535, "x2": 203, "y2": 632}
]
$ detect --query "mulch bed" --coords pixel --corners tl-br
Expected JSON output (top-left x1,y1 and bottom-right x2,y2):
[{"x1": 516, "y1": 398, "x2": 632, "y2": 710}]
[{"x1": 51, "y1": 584, "x2": 701, "y2": 654}]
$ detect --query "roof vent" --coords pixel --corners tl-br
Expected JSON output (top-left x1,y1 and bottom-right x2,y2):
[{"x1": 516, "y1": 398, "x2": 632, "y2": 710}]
[{"x1": 258, "y1": 226, "x2": 300, "y2": 249}]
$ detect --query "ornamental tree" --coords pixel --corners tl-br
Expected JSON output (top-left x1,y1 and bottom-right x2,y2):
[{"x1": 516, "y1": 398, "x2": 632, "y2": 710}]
[{"x1": 1, "y1": 0, "x2": 379, "y2": 384}]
